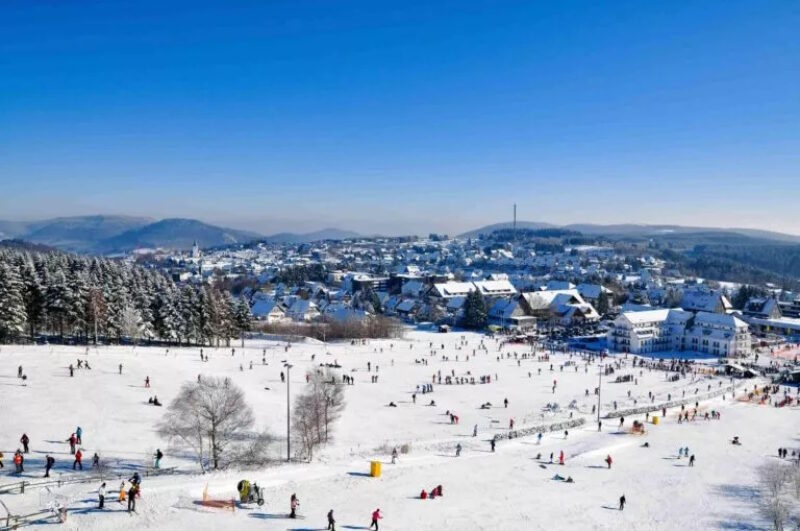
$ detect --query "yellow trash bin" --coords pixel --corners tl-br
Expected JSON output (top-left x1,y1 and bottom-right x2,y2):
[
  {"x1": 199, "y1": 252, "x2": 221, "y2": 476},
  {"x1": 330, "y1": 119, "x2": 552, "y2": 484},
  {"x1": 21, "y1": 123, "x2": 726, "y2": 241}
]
[
  {"x1": 370, "y1": 461, "x2": 382, "y2": 478},
  {"x1": 652, "y1": 415, "x2": 659, "y2": 425}
]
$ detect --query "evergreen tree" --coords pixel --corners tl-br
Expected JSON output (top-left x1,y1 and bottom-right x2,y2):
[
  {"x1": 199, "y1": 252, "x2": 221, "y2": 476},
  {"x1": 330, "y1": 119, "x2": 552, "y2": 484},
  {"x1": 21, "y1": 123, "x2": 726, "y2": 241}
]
[
  {"x1": 0, "y1": 262, "x2": 27, "y2": 342},
  {"x1": 461, "y1": 290, "x2": 488, "y2": 329},
  {"x1": 20, "y1": 258, "x2": 45, "y2": 339},
  {"x1": 596, "y1": 291, "x2": 610, "y2": 316}
]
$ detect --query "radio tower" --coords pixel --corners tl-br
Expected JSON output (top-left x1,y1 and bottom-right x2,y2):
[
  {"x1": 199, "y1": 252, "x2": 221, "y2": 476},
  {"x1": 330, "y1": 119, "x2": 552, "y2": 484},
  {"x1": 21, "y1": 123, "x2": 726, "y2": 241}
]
[{"x1": 513, "y1": 203, "x2": 517, "y2": 244}]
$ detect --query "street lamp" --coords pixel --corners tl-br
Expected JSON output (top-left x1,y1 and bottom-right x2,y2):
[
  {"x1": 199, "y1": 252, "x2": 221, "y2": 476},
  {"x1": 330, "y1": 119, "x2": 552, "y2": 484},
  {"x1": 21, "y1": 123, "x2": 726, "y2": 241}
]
[
  {"x1": 284, "y1": 363, "x2": 293, "y2": 461},
  {"x1": 597, "y1": 362, "x2": 603, "y2": 430}
]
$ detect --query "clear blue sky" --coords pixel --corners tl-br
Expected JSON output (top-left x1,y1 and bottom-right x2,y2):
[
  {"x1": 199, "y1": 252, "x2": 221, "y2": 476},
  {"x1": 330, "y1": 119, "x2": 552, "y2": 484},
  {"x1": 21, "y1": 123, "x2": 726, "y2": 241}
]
[{"x1": 1, "y1": 1, "x2": 798, "y2": 235}]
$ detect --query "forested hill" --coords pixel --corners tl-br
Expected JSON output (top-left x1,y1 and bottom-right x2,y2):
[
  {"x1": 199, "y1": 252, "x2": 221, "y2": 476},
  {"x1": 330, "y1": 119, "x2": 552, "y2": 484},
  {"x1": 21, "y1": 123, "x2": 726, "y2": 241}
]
[{"x1": 0, "y1": 248, "x2": 251, "y2": 344}]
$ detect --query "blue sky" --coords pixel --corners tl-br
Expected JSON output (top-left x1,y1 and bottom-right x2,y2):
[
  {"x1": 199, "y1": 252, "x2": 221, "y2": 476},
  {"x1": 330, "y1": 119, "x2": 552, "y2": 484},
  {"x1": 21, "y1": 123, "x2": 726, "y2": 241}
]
[{"x1": 1, "y1": 1, "x2": 798, "y2": 235}]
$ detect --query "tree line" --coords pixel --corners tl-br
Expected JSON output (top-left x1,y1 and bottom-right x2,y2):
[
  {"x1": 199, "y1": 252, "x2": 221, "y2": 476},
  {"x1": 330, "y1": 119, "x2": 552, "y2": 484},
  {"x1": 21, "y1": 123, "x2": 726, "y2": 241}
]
[{"x1": 0, "y1": 248, "x2": 251, "y2": 345}]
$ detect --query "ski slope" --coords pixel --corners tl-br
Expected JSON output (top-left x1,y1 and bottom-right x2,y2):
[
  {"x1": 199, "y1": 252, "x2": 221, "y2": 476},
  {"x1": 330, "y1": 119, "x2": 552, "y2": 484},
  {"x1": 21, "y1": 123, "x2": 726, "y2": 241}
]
[{"x1": 0, "y1": 330, "x2": 797, "y2": 530}]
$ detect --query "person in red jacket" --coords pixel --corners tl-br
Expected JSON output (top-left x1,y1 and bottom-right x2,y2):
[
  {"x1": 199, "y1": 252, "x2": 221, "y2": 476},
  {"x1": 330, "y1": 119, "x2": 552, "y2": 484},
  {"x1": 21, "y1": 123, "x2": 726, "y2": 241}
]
[
  {"x1": 73, "y1": 449, "x2": 83, "y2": 470},
  {"x1": 67, "y1": 433, "x2": 77, "y2": 455},
  {"x1": 420, "y1": 490, "x2": 427, "y2": 499},
  {"x1": 559, "y1": 450, "x2": 565, "y2": 465},
  {"x1": 605, "y1": 455, "x2": 613, "y2": 469},
  {"x1": 370, "y1": 508, "x2": 382, "y2": 530}
]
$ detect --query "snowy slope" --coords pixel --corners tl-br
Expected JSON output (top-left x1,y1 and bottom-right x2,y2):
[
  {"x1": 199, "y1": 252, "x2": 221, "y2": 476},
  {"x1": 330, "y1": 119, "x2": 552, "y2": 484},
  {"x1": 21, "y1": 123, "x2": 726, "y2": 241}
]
[{"x1": 0, "y1": 332, "x2": 797, "y2": 530}]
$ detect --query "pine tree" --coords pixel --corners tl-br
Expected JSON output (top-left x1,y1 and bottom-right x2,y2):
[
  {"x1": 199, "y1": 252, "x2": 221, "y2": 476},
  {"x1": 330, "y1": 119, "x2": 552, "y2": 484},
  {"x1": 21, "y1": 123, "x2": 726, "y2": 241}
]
[
  {"x1": 20, "y1": 258, "x2": 45, "y2": 339},
  {"x1": 0, "y1": 262, "x2": 27, "y2": 342},
  {"x1": 596, "y1": 291, "x2": 610, "y2": 316},
  {"x1": 461, "y1": 290, "x2": 488, "y2": 329}
]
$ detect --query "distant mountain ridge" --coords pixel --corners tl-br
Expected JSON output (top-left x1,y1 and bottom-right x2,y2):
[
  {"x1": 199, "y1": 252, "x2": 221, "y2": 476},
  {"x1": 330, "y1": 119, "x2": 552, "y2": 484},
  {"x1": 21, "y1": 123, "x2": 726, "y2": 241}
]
[
  {"x1": 0, "y1": 216, "x2": 362, "y2": 253},
  {"x1": 261, "y1": 228, "x2": 362, "y2": 244},
  {"x1": 461, "y1": 221, "x2": 800, "y2": 243}
]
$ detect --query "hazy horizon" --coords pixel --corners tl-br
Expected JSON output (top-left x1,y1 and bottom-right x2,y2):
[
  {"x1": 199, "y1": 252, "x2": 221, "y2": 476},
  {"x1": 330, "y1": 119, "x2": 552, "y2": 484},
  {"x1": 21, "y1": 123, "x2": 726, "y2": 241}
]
[
  {"x1": 2, "y1": 1, "x2": 798, "y2": 236},
  {"x1": 3, "y1": 211, "x2": 800, "y2": 239}
]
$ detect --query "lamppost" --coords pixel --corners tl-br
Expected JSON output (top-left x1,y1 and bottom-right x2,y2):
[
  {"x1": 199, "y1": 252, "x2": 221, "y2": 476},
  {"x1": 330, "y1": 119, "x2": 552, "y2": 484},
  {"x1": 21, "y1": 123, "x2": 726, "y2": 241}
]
[
  {"x1": 284, "y1": 363, "x2": 293, "y2": 461},
  {"x1": 597, "y1": 363, "x2": 603, "y2": 430}
]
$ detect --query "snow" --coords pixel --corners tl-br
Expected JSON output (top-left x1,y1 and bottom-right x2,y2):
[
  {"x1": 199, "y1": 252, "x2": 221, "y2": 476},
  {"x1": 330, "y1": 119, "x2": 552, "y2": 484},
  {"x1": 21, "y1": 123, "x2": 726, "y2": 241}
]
[{"x1": 0, "y1": 331, "x2": 798, "y2": 530}]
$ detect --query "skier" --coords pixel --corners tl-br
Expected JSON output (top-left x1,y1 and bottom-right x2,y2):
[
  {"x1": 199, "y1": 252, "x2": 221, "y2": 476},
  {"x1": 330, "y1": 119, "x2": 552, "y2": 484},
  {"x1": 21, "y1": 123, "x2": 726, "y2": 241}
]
[
  {"x1": 76, "y1": 426, "x2": 83, "y2": 445},
  {"x1": 154, "y1": 449, "x2": 163, "y2": 469},
  {"x1": 145, "y1": 376, "x2": 150, "y2": 388},
  {"x1": 73, "y1": 449, "x2": 83, "y2": 470},
  {"x1": 44, "y1": 455, "x2": 55, "y2": 477},
  {"x1": 537, "y1": 432, "x2": 543, "y2": 445},
  {"x1": 619, "y1": 494, "x2": 626, "y2": 510},
  {"x1": 281, "y1": 372, "x2": 285, "y2": 383},
  {"x1": 689, "y1": 454, "x2": 695, "y2": 467},
  {"x1": 18, "y1": 365, "x2": 23, "y2": 378},
  {"x1": 391, "y1": 447, "x2": 398, "y2": 464},
  {"x1": 13, "y1": 451, "x2": 23, "y2": 473},
  {"x1": 69, "y1": 364, "x2": 74, "y2": 377},
  {"x1": 455, "y1": 443, "x2": 462, "y2": 457},
  {"x1": 605, "y1": 455, "x2": 613, "y2": 469},
  {"x1": 119, "y1": 363, "x2": 123, "y2": 375},
  {"x1": 0, "y1": 450, "x2": 3, "y2": 468},
  {"x1": 20, "y1": 433, "x2": 29, "y2": 453},
  {"x1": 504, "y1": 397, "x2": 509, "y2": 408},
  {"x1": 327, "y1": 509, "x2": 336, "y2": 530},
  {"x1": 559, "y1": 450, "x2": 565, "y2": 465},
  {"x1": 98, "y1": 482, "x2": 106, "y2": 509},
  {"x1": 370, "y1": 508, "x2": 383, "y2": 530},
  {"x1": 490, "y1": 439, "x2": 496, "y2": 452},
  {"x1": 290, "y1": 493, "x2": 299, "y2": 518}
]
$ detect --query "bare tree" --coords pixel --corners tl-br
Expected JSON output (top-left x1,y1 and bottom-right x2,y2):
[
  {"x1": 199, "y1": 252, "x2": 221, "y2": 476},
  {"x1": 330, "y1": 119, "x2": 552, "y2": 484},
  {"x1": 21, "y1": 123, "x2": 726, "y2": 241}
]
[
  {"x1": 758, "y1": 462, "x2": 792, "y2": 530},
  {"x1": 292, "y1": 369, "x2": 346, "y2": 460},
  {"x1": 158, "y1": 377, "x2": 271, "y2": 471}
]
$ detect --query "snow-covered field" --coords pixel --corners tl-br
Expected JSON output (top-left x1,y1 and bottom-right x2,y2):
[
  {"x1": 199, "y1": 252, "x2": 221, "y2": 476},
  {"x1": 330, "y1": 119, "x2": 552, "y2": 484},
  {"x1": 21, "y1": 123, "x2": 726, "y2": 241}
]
[{"x1": 0, "y1": 330, "x2": 798, "y2": 530}]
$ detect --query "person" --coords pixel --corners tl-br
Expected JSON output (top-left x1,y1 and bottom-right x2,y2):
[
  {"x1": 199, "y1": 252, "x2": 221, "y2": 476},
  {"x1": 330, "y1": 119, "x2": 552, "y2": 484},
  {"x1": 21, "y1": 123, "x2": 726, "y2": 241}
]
[
  {"x1": 127, "y1": 484, "x2": 138, "y2": 512},
  {"x1": 559, "y1": 450, "x2": 565, "y2": 465},
  {"x1": 145, "y1": 376, "x2": 150, "y2": 388},
  {"x1": 20, "y1": 433, "x2": 29, "y2": 453},
  {"x1": 44, "y1": 455, "x2": 54, "y2": 477},
  {"x1": 0, "y1": 450, "x2": 4, "y2": 469},
  {"x1": 420, "y1": 489, "x2": 428, "y2": 499},
  {"x1": 490, "y1": 439, "x2": 496, "y2": 452},
  {"x1": 69, "y1": 364, "x2": 74, "y2": 377},
  {"x1": 689, "y1": 454, "x2": 695, "y2": 467},
  {"x1": 391, "y1": 447, "x2": 398, "y2": 464},
  {"x1": 473, "y1": 424, "x2": 478, "y2": 437},
  {"x1": 732, "y1": 436, "x2": 741, "y2": 445},
  {"x1": 504, "y1": 398, "x2": 509, "y2": 408},
  {"x1": 153, "y1": 396, "x2": 162, "y2": 406},
  {"x1": 327, "y1": 509, "x2": 336, "y2": 530},
  {"x1": 605, "y1": 455, "x2": 613, "y2": 469},
  {"x1": 13, "y1": 451, "x2": 23, "y2": 474},
  {"x1": 119, "y1": 363, "x2": 123, "y2": 375},
  {"x1": 290, "y1": 493, "x2": 299, "y2": 518},
  {"x1": 118, "y1": 481, "x2": 127, "y2": 503},
  {"x1": 619, "y1": 494, "x2": 626, "y2": 510},
  {"x1": 76, "y1": 426, "x2": 83, "y2": 445},
  {"x1": 154, "y1": 449, "x2": 163, "y2": 469},
  {"x1": 98, "y1": 482, "x2": 106, "y2": 509},
  {"x1": 455, "y1": 443, "x2": 462, "y2": 457},
  {"x1": 67, "y1": 433, "x2": 77, "y2": 454},
  {"x1": 537, "y1": 432, "x2": 543, "y2": 445},
  {"x1": 370, "y1": 508, "x2": 382, "y2": 530},
  {"x1": 130, "y1": 472, "x2": 141, "y2": 486},
  {"x1": 73, "y1": 449, "x2": 83, "y2": 470}
]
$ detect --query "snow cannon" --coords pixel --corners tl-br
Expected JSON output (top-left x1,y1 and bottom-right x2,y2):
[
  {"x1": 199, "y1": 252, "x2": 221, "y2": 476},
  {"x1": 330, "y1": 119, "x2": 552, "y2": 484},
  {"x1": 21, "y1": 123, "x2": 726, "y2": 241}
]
[{"x1": 237, "y1": 480, "x2": 264, "y2": 506}]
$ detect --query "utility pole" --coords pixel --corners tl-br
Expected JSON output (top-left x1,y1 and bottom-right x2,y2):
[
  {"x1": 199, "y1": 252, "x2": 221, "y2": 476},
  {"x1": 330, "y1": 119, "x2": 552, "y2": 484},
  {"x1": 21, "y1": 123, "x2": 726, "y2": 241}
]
[{"x1": 285, "y1": 363, "x2": 293, "y2": 461}]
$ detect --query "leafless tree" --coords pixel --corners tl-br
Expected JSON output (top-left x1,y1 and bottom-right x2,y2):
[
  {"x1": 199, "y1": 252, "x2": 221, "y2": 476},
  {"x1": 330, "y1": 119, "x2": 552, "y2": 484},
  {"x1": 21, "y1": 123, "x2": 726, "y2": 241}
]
[
  {"x1": 158, "y1": 377, "x2": 271, "y2": 471},
  {"x1": 292, "y1": 369, "x2": 346, "y2": 460},
  {"x1": 758, "y1": 462, "x2": 792, "y2": 530}
]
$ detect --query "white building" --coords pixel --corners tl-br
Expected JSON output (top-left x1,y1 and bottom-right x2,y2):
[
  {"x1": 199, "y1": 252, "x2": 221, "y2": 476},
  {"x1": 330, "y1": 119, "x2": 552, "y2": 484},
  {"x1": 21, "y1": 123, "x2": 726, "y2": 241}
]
[{"x1": 608, "y1": 309, "x2": 751, "y2": 357}]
